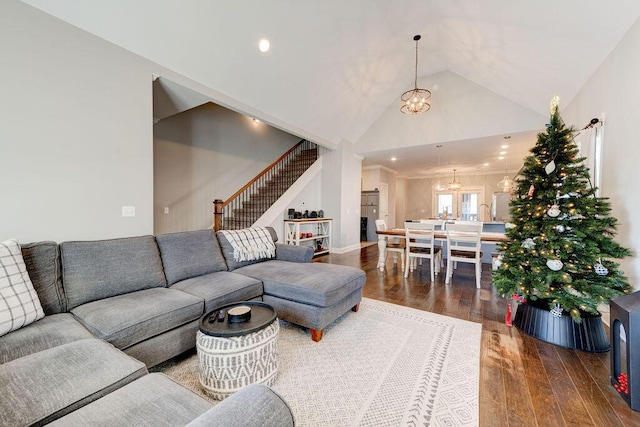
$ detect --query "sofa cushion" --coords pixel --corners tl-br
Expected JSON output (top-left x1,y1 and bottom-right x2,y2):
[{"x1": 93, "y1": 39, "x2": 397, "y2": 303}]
[
  {"x1": 216, "y1": 227, "x2": 278, "y2": 271},
  {"x1": 235, "y1": 261, "x2": 366, "y2": 307},
  {"x1": 274, "y1": 243, "x2": 314, "y2": 263},
  {"x1": 21, "y1": 241, "x2": 65, "y2": 314},
  {"x1": 171, "y1": 271, "x2": 263, "y2": 312},
  {"x1": 0, "y1": 339, "x2": 147, "y2": 427},
  {"x1": 186, "y1": 384, "x2": 294, "y2": 427},
  {"x1": 61, "y1": 236, "x2": 167, "y2": 309},
  {"x1": 48, "y1": 374, "x2": 211, "y2": 427},
  {"x1": 0, "y1": 313, "x2": 94, "y2": 364},
  {"x1": 156, "y1": 229, "x2": 227, "y2": 286},
  {"x1": 70, "y1": 288, "x2": 203, "y2": 349},
  {"x1": 0, "y1": 239, "x2": 44, "y2": 337}
]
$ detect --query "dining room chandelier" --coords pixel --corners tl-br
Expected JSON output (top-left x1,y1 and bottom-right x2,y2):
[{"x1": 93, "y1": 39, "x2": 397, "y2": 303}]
[
  {"x1": 400, "y1": 35, "x2": 431, "y2": 114},
  {"x1": 448, "y1": 169, "x2": 462, "y2": 190},
  {"x1": 497, "y1": 157, "x2": 515, "y2": 192}
]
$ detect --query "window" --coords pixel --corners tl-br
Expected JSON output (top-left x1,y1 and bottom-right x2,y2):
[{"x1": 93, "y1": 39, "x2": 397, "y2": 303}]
[
  {"x1": 434, "y1": 187, "x2": 484, "y2": 220},
  {"x1": 437, "y1": 194, "x2": 453, "y2": 219},
  {"x1": 460, "y1": 192, "x2": 479, "y2": 221}
]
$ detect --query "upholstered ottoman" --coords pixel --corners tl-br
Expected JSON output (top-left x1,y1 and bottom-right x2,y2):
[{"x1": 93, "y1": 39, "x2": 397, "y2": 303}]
[{"x1": 235, "y1": 261, "x2": 365, "y2": 342}]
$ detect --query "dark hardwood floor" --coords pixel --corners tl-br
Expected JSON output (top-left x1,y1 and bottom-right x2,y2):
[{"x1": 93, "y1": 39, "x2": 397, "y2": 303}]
[{"x1": 314, "y1": 244, "x2": 640, "y2": 427}]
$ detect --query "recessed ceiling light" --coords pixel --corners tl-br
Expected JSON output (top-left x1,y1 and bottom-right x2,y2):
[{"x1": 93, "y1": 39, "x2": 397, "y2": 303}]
[
  {"x1": 252, "y1": 118, "x2": 261, "y2": 123},
  {"x1": 501, "y1": 144, "x2": 509, "y2": 149},
  {"x1": 498, "y1": 156, "x2": 505, "y2": 160},
  {"x1": 483, "y1": 163, "x2": 490, "y2": 166},
  {"x1": 499, "y1": 151, "x2": 507, "y2": 155},
  {"x1": 259, "y1": 39, "x2": 270, "y2": 53},
  {"x1": 391, "y1": 157, "x2": 397, "y2": 161}
]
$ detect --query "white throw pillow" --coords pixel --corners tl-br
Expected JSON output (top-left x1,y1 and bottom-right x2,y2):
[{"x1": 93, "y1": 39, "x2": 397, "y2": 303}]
[{"x1": 0, "y1": 239, "x2": 44, "y2": 336}]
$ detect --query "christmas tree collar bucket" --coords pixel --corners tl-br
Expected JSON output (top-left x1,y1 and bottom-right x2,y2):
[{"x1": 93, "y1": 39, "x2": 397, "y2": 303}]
[{"x1": 492, "y1": 96, "x2": 632, "y2": 352}]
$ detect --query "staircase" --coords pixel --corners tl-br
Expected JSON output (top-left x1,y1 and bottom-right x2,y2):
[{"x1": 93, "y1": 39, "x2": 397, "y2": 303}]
[{"x1": 214, "y1": 140, "x2": 320, "y2": 230}]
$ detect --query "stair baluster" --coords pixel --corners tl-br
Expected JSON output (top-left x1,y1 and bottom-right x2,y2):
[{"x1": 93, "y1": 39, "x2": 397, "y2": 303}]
[{"x1": 213, "y1": 140, "x2": 320, "y2": 231}]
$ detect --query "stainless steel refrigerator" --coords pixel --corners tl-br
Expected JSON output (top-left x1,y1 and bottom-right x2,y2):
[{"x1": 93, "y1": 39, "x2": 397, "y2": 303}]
[{"x1": 361, "y1": 190, "x2": 379, "y2": 241}]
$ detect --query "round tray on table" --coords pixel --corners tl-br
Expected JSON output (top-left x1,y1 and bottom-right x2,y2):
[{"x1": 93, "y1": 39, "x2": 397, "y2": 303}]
[{"x1": 199, "y1": 301, "x2": 277, "y2": 337}]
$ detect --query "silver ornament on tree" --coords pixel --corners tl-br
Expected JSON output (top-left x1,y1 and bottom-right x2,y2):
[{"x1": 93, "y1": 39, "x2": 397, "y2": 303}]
[
  {"x1": 521, "y1": 238, "x2": 536, "y2": 249},
  {"x1": 547, "y1": 204, "x2": 561, "y2": 217},
  {"x1": 546, "y1": 258, "x2": 564, "y2": 271},
  {"x1": 550, "y1": 303, "x2": 563, "y2": 318},
  {"x1": 545, "y1": 160, "x2": 556, "y2": 175},
  {"x1": 594, "y1": 258, "x2": 609, "y2": 276}
]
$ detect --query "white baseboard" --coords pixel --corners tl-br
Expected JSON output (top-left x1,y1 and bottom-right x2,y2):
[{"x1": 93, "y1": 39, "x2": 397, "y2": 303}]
[{"x1": 330, "y1": 243, "x2": 362, "y2": 254}]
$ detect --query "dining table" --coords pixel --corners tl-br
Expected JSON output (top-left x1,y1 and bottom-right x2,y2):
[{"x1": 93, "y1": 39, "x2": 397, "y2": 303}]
[{"x1": 375, "y1": 228, "x2": 508, "y2": 271}]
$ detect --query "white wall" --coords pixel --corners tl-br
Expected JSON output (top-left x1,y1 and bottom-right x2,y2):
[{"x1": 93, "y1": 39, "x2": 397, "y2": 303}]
[
  {"x1": 395, "y1": 177, "x2": 408, "y2": 228},
  {"x1": 404, "y1": 172, "x2": 513, "y2": 222},
  {"x1": 361, "y1": 165, "x2": 398, "y2": 228},
  {"x1": 322, "y1": 141, "x2": 362, "y2": 253},
  {"x1": 355, "y1": 70, "x2": 545, "y2": 154},
  {"x1": 0, "y1": 1, "x2": 336, "y2": 244},
  {"x1": 563, "y1": 16, "x2": 640, "y2": 286},
  {"x1": 0, "y1": 1, "x2": 156, "y2": 242},
  {"x1": 153, "y1": 102, "x2": 299, "y2": 234}
]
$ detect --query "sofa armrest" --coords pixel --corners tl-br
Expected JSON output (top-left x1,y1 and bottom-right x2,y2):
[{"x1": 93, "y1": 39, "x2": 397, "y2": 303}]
[
  {"x1": 185, "y1": 384, "x2": 294, "y2": 427},
  {"x1": 275, "y1": 243, "x2": 313, "y2": 263}
]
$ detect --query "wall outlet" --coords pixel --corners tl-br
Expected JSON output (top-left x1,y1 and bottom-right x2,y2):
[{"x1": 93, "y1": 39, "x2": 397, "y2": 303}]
[
  {"x1": 164, "y1": 207, "x2": 169, "y2": 214},
  {"x1": 122, "y1": 206, "x2": 136, "y2": 217}
]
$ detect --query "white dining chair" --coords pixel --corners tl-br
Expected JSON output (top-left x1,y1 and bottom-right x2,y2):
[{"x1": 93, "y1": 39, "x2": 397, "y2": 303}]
[
  {"x1": 413, "y1": 219, "x2": 446, "y2": 270},
  {"x1": 404, "y1": 221, "x2": 442, "y2": 282},
  {"x1": 445, "y1": 222, "x2": 483, "y2": 288},
  {"x1": 375, "y1": 219, "x2": 405, "y2": 271}
]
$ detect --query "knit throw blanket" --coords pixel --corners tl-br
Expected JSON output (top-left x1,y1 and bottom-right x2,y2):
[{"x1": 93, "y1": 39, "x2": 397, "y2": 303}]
[{"x1": 220, "y1": 227, "x2": 276, "y2": 262}]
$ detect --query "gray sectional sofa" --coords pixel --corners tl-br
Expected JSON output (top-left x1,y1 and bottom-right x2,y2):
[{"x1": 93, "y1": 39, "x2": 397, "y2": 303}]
[{"x1": 0, "y1": 227, "x2": 365, "y2": 426}]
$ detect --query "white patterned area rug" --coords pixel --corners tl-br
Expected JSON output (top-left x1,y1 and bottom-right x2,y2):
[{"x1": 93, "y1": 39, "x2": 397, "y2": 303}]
[{"x1": 157, "y1": 298, "x2": 481, "y2": 426}]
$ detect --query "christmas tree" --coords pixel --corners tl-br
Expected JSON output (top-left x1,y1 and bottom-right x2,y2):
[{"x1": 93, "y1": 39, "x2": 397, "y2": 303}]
[{"x1": 492, "y1": 96, "x2": 632, "y2": 322}]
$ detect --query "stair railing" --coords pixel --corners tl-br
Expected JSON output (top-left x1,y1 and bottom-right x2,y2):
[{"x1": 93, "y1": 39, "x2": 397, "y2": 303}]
[{"x1": 214, "y1": 139, "x2": 319, "y2": 231}]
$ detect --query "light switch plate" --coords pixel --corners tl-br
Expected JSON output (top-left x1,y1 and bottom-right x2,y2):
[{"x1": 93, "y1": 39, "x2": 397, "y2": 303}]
[{"x1": 122, "y1": 206, "x2": 136, "y2": 217}]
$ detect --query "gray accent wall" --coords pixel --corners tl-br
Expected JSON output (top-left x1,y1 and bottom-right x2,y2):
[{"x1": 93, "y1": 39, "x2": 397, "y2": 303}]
[{"x1": 153, "y1": 102, "x2": 299, "y2": 234}]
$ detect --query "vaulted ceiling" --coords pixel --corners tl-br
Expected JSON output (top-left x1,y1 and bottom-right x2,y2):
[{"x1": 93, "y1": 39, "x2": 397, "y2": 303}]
[{"x1": 21, "y1": 0, "x2": 640, "y2": 176}]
